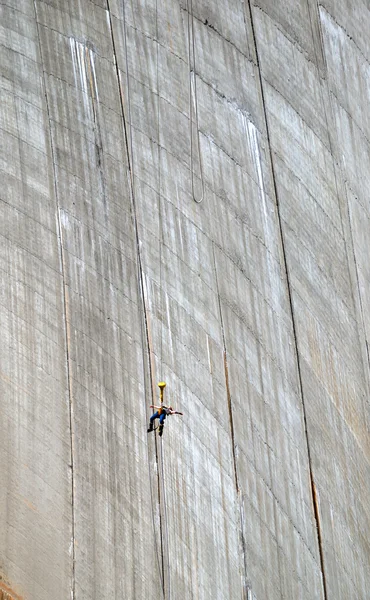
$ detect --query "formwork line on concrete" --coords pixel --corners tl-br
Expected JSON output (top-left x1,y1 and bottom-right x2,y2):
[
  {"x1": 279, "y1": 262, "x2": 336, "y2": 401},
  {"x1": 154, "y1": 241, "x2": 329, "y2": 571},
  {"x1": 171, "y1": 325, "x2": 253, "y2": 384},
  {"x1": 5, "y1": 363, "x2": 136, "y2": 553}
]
[
  {"x1": 32, "y1": 2, "x2": 76, "y2": 598},
  {"x1": 244, "y1": 2, "x2": 328, "y2": 598},
  {"x1": 106, "y1": 1, "x2": 166, "y2": 596}
]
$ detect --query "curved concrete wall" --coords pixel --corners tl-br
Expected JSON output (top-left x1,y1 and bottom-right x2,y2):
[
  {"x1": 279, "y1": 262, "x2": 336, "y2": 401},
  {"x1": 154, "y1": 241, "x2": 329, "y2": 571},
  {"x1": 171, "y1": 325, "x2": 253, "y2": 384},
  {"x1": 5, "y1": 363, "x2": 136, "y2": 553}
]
[{"x1": 1, "y1": 1, "x2": 369, "y2": 599}]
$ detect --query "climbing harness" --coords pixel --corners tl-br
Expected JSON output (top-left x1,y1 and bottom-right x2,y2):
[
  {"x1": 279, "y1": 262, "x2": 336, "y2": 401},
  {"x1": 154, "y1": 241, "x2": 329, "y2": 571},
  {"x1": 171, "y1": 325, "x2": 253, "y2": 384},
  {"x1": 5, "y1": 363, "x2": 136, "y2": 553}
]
[
  {"x1": 187, "y1": 0, "x2": 205, "y2": 204},
  {"x1": 147, "y1": 383, "x2": 167, "y2": 433}
]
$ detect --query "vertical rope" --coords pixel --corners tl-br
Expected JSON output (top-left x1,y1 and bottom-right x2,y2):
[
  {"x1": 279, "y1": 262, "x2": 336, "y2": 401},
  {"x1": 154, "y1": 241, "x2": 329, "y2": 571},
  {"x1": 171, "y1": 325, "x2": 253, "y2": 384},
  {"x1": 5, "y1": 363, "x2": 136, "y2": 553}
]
[
  {"x1": 156, "y1": 0, "x2": 164, "y2": 383},
  {"x1": 106, "y1": 1, "x2": 165, "y2": 596},
  {"x1": 158, "y1": 439, "x2": 171, "y2": 600}
]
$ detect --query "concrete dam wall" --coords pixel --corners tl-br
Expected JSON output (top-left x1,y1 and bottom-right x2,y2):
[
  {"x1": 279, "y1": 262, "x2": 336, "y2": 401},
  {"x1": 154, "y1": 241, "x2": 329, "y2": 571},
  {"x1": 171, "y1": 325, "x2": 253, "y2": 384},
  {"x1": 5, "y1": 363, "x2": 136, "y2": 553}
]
[{"x1": 1, "y1": 0, "x2": 370, "y2": 598}]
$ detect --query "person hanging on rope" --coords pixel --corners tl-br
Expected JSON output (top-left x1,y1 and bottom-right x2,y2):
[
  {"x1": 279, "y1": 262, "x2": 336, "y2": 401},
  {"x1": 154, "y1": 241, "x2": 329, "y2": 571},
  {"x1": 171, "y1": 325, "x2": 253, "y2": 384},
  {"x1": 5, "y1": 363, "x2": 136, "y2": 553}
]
[{"x1": 147, "y1": 404, "x2": 183, "y2": 437}]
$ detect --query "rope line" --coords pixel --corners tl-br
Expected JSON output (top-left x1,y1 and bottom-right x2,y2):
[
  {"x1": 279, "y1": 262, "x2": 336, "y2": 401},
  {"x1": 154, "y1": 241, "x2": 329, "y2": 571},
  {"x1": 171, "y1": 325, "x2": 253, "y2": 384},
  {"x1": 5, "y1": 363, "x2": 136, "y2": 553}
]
[
  {"x1": 156, "y1": 0, "x2": 164, "y2": 383},
  {"x1": 119, "y1": 1, "x2": 172, "y2": 597},
  {"x1": 107, "y1": 1, "x2": 165, "y2": 596},
  {"x1": 187, "y1": 0, "x2": 205, "y2": 204},
  {"x1": 116, "y1": 3, "x2": 175, "y2": 599},
  {"x1": 155, "y1": 5, "x2": 169, "y2": 595},
  {"x1": 159, "y1": 439, "x2": 171, "y2": 600},
  {"x1": 156, "y1": 7, "x2": 171, "y2": 599}
]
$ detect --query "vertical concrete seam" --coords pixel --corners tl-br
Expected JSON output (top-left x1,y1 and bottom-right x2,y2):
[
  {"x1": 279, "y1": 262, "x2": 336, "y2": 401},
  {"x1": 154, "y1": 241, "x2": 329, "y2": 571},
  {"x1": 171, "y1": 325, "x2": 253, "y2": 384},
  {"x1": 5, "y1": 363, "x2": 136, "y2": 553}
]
[
  {"x1": 186, "y1": 0, "x2": 205, "y2": 204},
  {"x1": 32, "y1": 2, "x2": 76, "y2": 598},
  {"x1": 105, "y1": 2, "x2": 166, "y2": 596},
  {"x1": 244, "y1": 3, "x2": 328, "y2": 598},
  {"x1": 310, "y1": 478, "x2": 327, "y2": 591},
  {"x1": 213, "y1": 244, "x2": 248, "y2": 600}
]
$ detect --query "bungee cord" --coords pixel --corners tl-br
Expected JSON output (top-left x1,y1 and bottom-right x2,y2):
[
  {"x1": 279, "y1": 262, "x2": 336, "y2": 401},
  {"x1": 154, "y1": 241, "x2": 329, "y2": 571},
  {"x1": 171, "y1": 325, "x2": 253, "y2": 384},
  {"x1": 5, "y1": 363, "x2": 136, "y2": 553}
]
[{"x1": 112, "y1": 0, "x2": 166, "y2": 595}]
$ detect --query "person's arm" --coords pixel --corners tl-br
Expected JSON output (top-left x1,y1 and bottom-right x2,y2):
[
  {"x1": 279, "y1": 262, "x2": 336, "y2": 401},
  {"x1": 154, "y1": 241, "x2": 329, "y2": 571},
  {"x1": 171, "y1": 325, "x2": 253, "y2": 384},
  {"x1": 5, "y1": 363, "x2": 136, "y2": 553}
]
[
  {"x1": 169, "y1": 410, "x2": 183, "y2": 416},
  {"x1": 150, "y1": 405, "x2": 161, "y2": 410}
]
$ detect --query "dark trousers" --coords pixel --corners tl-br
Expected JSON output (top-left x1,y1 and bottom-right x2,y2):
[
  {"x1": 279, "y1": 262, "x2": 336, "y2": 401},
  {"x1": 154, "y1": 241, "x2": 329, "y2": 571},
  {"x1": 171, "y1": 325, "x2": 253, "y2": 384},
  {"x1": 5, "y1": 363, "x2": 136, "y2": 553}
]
[{"x1": 150, "y1": 411, "x2": 166, "y2": 426}]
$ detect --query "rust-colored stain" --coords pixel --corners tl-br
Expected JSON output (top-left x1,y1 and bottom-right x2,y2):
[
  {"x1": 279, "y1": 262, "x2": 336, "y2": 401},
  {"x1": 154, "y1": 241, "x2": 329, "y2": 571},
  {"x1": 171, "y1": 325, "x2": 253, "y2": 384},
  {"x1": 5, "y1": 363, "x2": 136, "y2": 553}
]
[
  {"x1": 21, "y1": 496, "x2": 37, "y2": 512},
  {"x1": 310, "y1": 480, "x2": 328, "y2": 598},
  {"x1": 0, "y1": 580, "x2": 24, "y2": 600}
]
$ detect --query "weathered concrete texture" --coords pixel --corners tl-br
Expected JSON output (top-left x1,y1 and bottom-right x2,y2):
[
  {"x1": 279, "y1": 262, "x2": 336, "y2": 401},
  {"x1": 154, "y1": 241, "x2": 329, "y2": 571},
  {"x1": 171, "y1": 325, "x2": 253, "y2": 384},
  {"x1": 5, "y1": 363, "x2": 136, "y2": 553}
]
[{"x1": 1, "y1": 0, "x2": 370, "y2": 599}]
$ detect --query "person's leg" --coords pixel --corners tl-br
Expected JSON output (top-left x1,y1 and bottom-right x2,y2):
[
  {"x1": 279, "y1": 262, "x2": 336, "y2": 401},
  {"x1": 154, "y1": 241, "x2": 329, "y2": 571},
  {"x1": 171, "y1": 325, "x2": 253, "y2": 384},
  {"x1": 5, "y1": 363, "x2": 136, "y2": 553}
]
[
  {"x1": 158, "y1": 412, "x2": 166, "y2": 436},
  {"x1": 148, "y1": 411, "x2": 159, "y2": 432},
  {"x1": 151, "y1": 411, "x2": 159, "y2": 424}
]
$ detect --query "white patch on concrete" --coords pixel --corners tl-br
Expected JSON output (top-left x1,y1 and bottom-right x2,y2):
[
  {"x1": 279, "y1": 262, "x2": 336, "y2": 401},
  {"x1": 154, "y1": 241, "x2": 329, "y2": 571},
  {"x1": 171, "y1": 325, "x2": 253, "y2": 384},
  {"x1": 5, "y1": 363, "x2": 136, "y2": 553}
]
[
  {"x1": 69, "y1": 38, "x2": 90, "y2": 118},
  {"x1": 245, "y1": 117, "x2": 281, "y2": 305},
  {"x1": 89, "y1": 48, "x2": 99, "y2": 103},
  {"x1": 106, "y1": 9, "x2": 111, "y2": 30},
  {"x1": 206, "y1": 334, "x2": 212, "y2": 375},
  {"x1": 76, "y1": 41, "x2": 89, "y2": 97},
  {"x1": 246, "y1": 120, "x2": 273, "y2": 243},
  {"x1": 69, "y1": 38, "x2": 99, "y2": 121},
  {"x1": 319, "y1": 6, "x2": 340, "y2": 60},
  {"x1": 142, "y1": 271, "x2": 150, "y2": 310},
  {"x1": 246, "y1": 118, "x2": 267, "y2": 217},
  {"x1": 59, "y1": 208, "x2": 70, "y2": 231},
  {"x1": 69, "y1": 37, "x2": 78, "y2": 89}
]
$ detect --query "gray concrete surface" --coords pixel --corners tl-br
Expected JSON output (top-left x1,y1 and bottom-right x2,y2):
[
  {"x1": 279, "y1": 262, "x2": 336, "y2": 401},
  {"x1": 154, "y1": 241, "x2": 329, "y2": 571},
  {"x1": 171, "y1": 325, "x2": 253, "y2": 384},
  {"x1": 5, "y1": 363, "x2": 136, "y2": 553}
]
[{"x1": 0, "y1": 1, "x2": 369, "y2": 599}]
